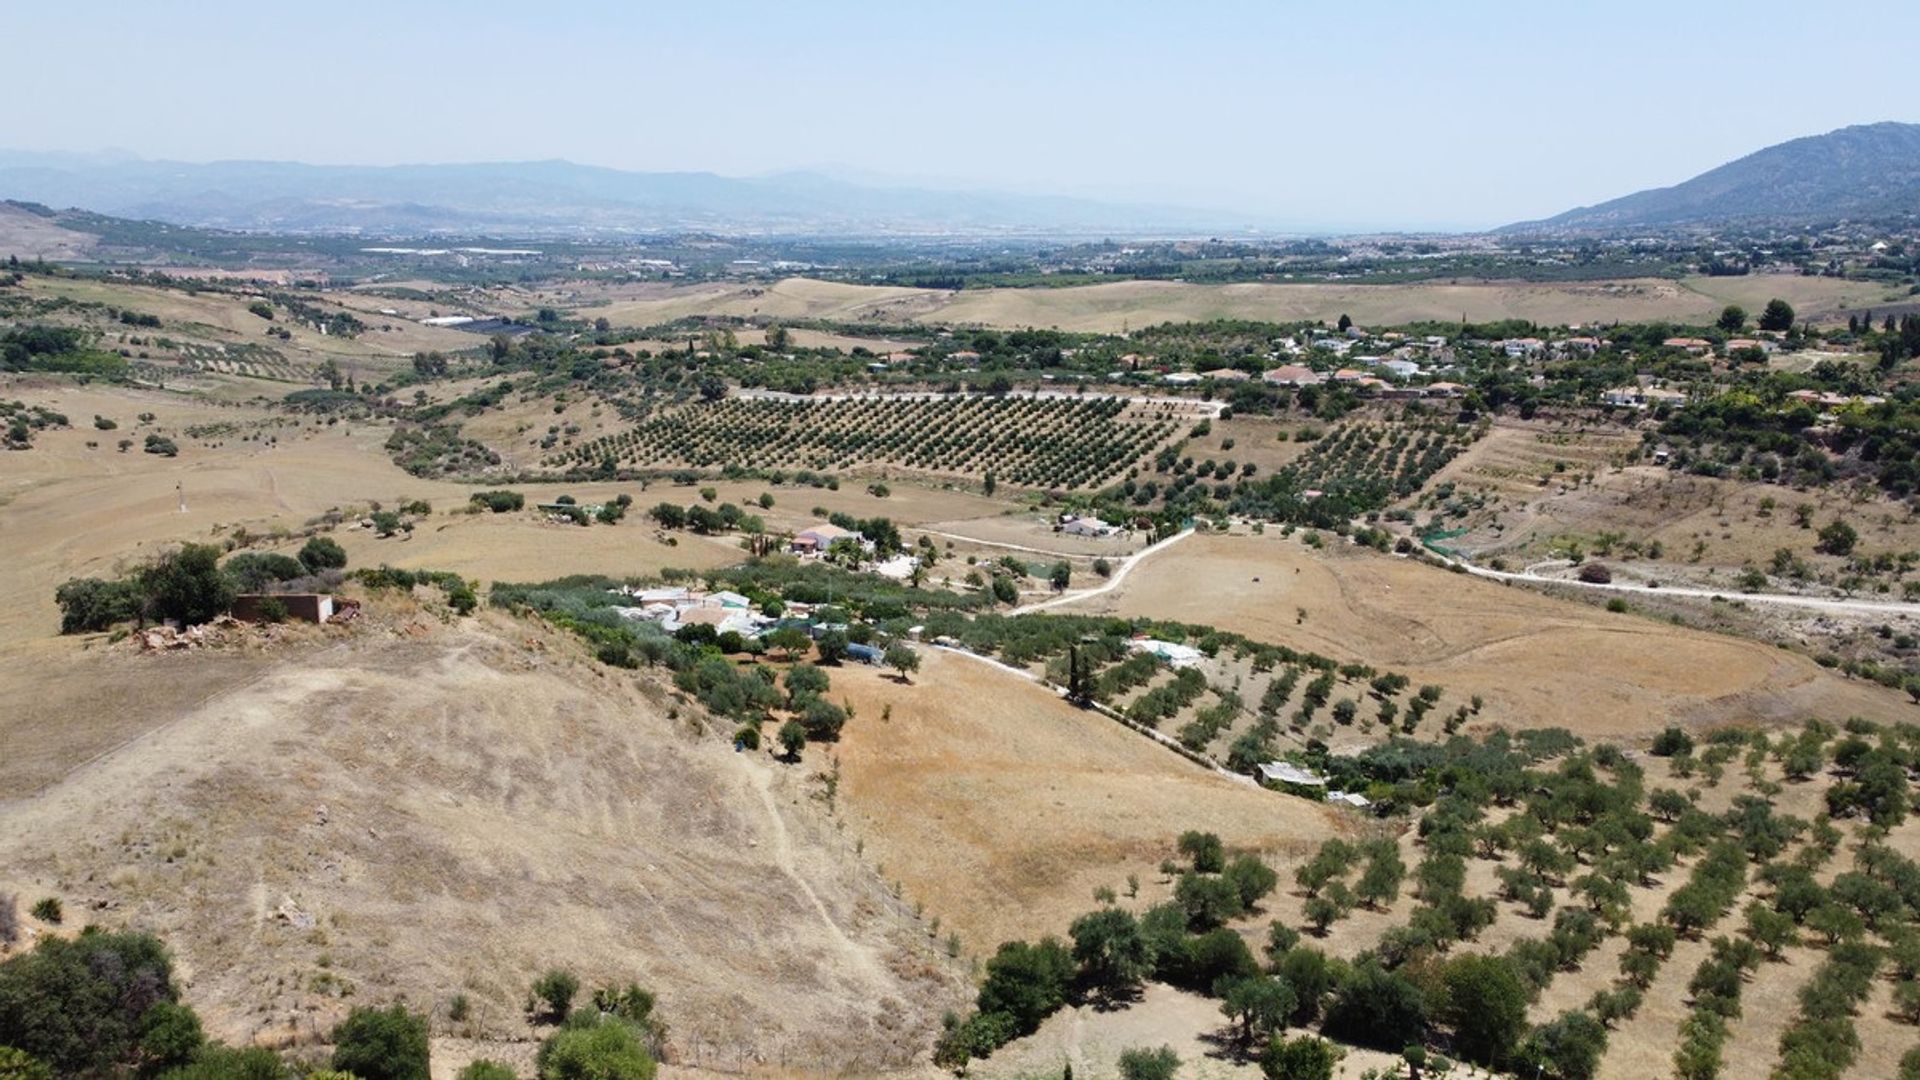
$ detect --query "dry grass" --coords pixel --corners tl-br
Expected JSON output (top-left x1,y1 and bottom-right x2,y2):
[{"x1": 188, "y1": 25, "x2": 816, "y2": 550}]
[
  {"x1": 20, "y1": 276, "x2": 478, "y2": 364},
  {"x1": 530, "y1": 273, "x2": 1902, "y2": 336},
  {"x1": 0, "y1": 612, "x2": 969, "y2": 1070},
  {"x1": 1048, "y1": 530, "x2": 1916, "y2": 739},
  {"x1": 0, "y1": 378, "x2": 1020, "y2": 648},
  {"x1": 829, "y1": 651, "x2": 1338, "y2": 954}
]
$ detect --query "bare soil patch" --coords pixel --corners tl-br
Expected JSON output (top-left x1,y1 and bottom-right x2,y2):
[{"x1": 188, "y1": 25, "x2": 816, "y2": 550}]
[{"x1": 829, "y1": 651, "x2": 1337, "y2": 954}]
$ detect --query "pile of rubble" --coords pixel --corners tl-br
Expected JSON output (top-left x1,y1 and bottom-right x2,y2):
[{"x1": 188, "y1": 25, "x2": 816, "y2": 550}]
[{"x1": 133, "y1": 615, "x2": 287, "y2": 651}]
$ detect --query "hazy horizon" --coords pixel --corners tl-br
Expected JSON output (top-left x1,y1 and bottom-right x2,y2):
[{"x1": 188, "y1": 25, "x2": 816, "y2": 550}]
[{"x1": 11, "y1": 0, "x2": 1920, "y2": 231}]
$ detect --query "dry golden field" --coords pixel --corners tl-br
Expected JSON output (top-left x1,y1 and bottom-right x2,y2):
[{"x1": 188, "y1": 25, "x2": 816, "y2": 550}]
[
  {"x1": 20, "y1": 276, "x2": 479, "y2": 365},
  {"x1": 1052, "y1": 530, "x2": 1916, "y2": 738},
  {"x1": 829, "y1": 651, "x2": 1340, "y2": 954},
  {"x1": 543, "y1": 274, "x2": 1901, "y2": 335}
]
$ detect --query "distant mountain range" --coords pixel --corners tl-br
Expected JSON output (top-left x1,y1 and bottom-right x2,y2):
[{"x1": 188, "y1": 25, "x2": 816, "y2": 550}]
[
  {"x1": 0, "y1": 151, "x2": 1247, "y2": 237},
  {"x1": 1507, "y1": 122, "x2": 1920, "y2": 233}
]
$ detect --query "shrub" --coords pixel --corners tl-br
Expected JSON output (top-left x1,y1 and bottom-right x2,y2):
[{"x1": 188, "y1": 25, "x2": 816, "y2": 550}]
[
  {"x1": 977, "y1": 937, "x2": 1073, "y2": 1035},
  {"x1": 1576, "y1": 562, "x2": 1612, "y2": 584},
  {"x1": 0, "y1": 895, "x2": 14, "y2": 946},
  {"x1": 1816, "y1": 520, "x2": 1858, "y2": 556},
  {"x1": 0, "y1": 930, "x2": 182, "y2": 1075},
  {"x1": 144, "y1": 433, "x2": 178, "y2": 456},
  {"x1": 471, "y1": 490, "x2": 526, "y2": 513},
  {"x1": 1261, "y1": 1035, "x2": 1338, "y2": 1080},
  {"x1": 1651, "y1": 726, "x2": 1694, "y2": 757},
  {"x1": 933, "y1": 1011, "x2": 1018, "y2": 1069},
  {"x1": 459, "y1": 1063, "x2": 518, "y2": 1080},
  {"x1": 0, "y1": 1047, "x2": 51, "y2": 1080},
  {"x1": 331, "y1": 1004, "x2": 430, "y2": 1080},
  {"x1": 140, "y1": 1000, "x2": 206, "y2": 1074},
  {"x1": 140, "y1": 544, "x2": 236, "y2": 626},
  {"x1": 1178, "y1": 830, "x2": 1226, "y2": 873},
  {"x1": 27, "y1": 898, "x2": 59, "y2": 924},
  {"x1": 298, "y1": 536, "x2": 349, "y2": 572},
  {"x1": 163, "y1": 1044, "x2": 294, "y2": 1079},
  {"x1": 536, "y1": 1014, "x2": 656, "y2": 1080},
  {"x1": 531, "y1": 970, "x2": 580, "y2": 1022},
  {"x1": 1117, "y1": 1045, "x2": 1180, "y2": 1080},
  {"x1": 225, "y1": 552, "x2": 307, "y2": 591},
  {"x1": 53, "y1": 576, "x2": 141, "y2": 633}
]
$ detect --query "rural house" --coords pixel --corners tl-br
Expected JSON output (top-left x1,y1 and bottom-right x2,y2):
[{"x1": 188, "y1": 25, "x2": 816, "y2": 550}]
[
  {"x1": 791, "y1": 523, "x2": 864, "y2": 555},
  {"x1": 1263, "y1": 364, "x2": 1322, "y2": 387}
]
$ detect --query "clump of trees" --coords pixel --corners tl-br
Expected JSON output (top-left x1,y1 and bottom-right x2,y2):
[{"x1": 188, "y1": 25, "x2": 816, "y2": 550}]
[
  {"x1": 937, "y1": 833, "x2": 1288, "y2": 1069},
  {"x1": 54, "y1": 536, "x2": 367, "y2": 634},
  {"x1": 55, "y1": 542, "x2": 234, "y2": 633}
]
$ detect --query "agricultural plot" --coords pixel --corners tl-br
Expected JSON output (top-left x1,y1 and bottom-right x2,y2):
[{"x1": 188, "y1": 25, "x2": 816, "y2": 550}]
[
  {"x1": 548, "y1": 395, "x2": 1183, "y2": 489},
  {"x1": 914, "y1": 611, "x2": 1468, "y2": 782},
  {"x1": 960, "y1": 718, "x2": 1920, "y2": 1080},
  {"x1": 167, "y1": 341, "x2": 309, "y2": 382},
  {"x1": 1284, "y1": 419, "x2": 1482, "y2": 504}
]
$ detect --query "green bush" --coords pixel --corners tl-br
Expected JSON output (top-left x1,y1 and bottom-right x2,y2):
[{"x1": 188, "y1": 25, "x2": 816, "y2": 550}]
[
  {"x1": 1117, "y1": 1045, "x2": 1180, "y2": 1080},
  {"x1": 330, "y1": 1004, "x2": 430, "y2": 1080},
  {"x1": 298, "y1": 536, "x2": 349, "y2": 572},
  {"x1": 1261, "y1": 1035, "x2": 1337, "y2": 1080},
  {"x1": 531, "y1": 970, "x2": 580, "y2": 1022},
  {"x1": 0, "y1": 1046, "x2": 52, "y2": 1080},
  {"x1": 0, "y1": 930, "x2": 183, "y2": 1075},
  {"x1": 536, "y1": 1014, "x2": 655, "y2": 1080},
  {"x1": 141, "y1": 544, "x2": 236, "y2": 626},
  {"x1": 471, "y1": 490, "x2": 526, "y2": 513},
  {"x1": 53, "y1": 576, "x2": 141, "y2": 633},
  {"x1": 162, "y1": 1044, "x2": 294, "y2": 1079},
  {"x1": 225, "y1": 552, "x2": 307, "y2": 592}
]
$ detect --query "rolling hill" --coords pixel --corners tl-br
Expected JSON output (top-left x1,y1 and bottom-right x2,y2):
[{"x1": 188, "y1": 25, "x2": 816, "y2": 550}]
[{"x1": 1507, "y1": 121, "x2": 1920, "y2": 232}]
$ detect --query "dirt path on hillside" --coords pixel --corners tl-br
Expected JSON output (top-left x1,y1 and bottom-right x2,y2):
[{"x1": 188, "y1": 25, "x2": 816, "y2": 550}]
[{"x1": 0, "y1": 617, "x2": 968, "y2": 1070}]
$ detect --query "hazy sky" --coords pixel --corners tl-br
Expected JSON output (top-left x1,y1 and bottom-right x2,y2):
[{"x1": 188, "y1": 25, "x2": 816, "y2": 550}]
[{"x1": 13, "y1": 0, "x2": 1918, "y2": 229}]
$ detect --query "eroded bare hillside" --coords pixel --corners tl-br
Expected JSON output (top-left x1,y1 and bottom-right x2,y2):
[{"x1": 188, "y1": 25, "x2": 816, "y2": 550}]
[{"x1": 0, "y1": 610, "x2": 968, "y2": 1072}]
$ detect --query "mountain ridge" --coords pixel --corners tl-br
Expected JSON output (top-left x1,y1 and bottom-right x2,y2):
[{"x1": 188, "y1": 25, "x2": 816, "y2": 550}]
[
  {"x1": 1506, "y1": 121, "x2": 1920, "y2": 233},
  {"x1": 0, "y1": 151, "x2": 1258, "y2": 236}
]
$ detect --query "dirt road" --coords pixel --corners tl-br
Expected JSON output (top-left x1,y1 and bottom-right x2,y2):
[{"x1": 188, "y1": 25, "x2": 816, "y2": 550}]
[
  {"x1": 1013, "y1": 528, "x2": 1195, "y2": 614},
  {"x1": 1457, "y1": 557, "x2": 1920, "y2": 618}
]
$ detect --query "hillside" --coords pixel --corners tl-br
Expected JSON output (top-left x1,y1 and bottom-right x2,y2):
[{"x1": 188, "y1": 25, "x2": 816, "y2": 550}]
[
  {"x1": 0, "y1": 608, "x2": 970, "y2": 1072},
  {"x1": 1508, "y1": 121, "x2": 1920, "y2": 232}
]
